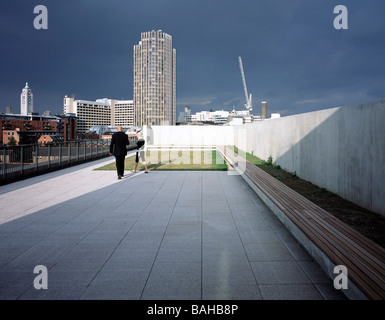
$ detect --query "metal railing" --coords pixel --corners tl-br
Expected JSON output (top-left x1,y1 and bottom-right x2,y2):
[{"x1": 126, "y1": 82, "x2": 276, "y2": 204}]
[{"x1": 0, "y1": 140, "x2": 112, "y2": 185}]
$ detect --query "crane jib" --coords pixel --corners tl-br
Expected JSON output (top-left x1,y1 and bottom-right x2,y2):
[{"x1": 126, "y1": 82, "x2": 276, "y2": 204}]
[{"x1": 238, "y1": 56, "x2": 253, "y2": 111}]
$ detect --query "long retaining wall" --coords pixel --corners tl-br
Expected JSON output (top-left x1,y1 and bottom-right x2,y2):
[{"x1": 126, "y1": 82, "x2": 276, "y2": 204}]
[{"x1": 145, "y1": 99, "x2": 385, "y2": 217}]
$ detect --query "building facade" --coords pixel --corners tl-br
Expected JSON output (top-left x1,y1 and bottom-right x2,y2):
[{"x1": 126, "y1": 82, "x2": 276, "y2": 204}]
[
  {"x1": 0, "y1": 114, "x2": 75, "y2": 145},
  {"x1": 63, "y1": 96, "x2": 134, "y2": 134},
  {"x1": 111, "y1": 100, "x2": 134, "y2": 127},
  {"x1": 190, "y1": 110, "x2": 230, "y2": 124},
  {"x1": 178, "y1": 106, "x2": 191, "y2": 123},
  {"x1": 133, "y1": 30, "x2": 176, "y2": 126},
  {"x1": 20, "y1": 82, "x2": 33, "y2": 115}
]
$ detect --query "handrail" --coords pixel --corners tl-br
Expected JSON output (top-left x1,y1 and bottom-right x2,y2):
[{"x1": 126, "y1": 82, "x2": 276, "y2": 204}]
[{"x1": 0, "y1": 140, "x2": 110, "y2": 185}]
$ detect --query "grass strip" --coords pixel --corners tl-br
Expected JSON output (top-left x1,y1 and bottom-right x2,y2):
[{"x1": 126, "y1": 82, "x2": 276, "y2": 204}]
[{"x1": 94, "y1": 150, "x2": 228, "y2": 171}]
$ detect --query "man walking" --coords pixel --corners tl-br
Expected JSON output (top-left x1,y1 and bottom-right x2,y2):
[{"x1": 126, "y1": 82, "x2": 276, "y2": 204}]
[{"x1": 109, "y1": 126, "x2": 129, "y2": 179}]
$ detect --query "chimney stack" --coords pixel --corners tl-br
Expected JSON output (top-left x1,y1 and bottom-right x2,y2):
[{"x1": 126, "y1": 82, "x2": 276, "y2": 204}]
[{"x1": 262, "y1": 101, "x2": 267, "y2": 119}]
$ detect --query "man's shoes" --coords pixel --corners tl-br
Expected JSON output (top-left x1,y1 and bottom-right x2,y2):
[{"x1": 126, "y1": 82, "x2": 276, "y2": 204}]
[{"x1": 118, "y1": 175, "x2": 122, "y2": 180}]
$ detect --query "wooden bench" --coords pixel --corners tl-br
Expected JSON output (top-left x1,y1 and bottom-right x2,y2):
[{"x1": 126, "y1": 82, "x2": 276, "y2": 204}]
[{"x1": 220, "y1": 146, "x2": 385, "y2": 300}]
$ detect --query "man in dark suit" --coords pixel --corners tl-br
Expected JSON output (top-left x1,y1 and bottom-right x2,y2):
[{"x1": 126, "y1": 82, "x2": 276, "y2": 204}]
[{"x1": 109, "y1": 126, "x2": 129, "y2": 179}]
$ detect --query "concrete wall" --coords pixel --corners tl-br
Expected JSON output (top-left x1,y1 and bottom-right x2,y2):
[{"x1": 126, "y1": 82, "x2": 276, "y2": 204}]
[
  {"x1": 146, "y1": 125, "x2": 236, "y2": 147},
  {"x1": 146, "y1": 100, "x2": 385, "y2": 216},
  {"x1": 243, "y1": 100, "x2": 385, "y2": 217}
]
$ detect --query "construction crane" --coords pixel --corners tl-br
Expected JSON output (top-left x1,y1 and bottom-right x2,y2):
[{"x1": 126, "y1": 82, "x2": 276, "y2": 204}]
[{"x1": 238, "y1": 56, "x2": 253, "y2": 111}]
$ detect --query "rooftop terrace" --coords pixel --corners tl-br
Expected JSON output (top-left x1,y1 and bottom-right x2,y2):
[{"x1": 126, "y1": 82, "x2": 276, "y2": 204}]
[{"x1": 0, "y1": 151, "x2": 346, "y2": 300}]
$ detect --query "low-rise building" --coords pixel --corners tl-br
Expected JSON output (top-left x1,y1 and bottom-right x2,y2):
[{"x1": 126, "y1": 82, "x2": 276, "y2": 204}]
[
  {"x1": 38, "y1": 134, "x2": 61, "y2": 145},
  {"x1": 2, "y1": 129, "x2": 20, "y2": 145},
  {"x1": 190, "y1": 110, "x2": 230, "y2": 124},
  {"x1": 0, "y1": 113, "x2": 76, "y2": 145}
]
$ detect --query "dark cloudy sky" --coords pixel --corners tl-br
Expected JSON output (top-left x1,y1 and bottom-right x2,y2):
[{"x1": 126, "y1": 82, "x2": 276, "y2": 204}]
[{"x1": 1, "y1": 0, "x2": 384, "y2": 117}]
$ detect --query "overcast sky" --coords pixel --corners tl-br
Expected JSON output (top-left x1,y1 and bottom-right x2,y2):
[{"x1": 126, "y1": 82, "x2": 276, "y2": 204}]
[{"x1": 1, "y1": 0, "x2": 384, "y2": 117}]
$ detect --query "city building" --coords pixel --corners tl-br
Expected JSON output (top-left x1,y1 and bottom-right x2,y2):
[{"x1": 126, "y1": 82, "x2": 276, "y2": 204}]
[
  {"x1": 230, "y1": 109, "x2": 253, "y2": 124},
  {"x1": 133, "y1": 30, "x2": 176, "y2": 126},
  {"x1": 0, "y1": 114, "x2": 75, "y2": 145},
  {"x1": 99, "y1": 128, "x2": 137, "y2": 141},
  {"x1": 0, "y1": 82, "x2": 76, "y2": 145},
  {"x1": 63, "y1": 96, "x2": 134, "y2": 134},
  {"x1": 77, "y1": 131, "x2": 99, "y2": 140},
  {"x1": 87, "y1": 125, "x2": 139, "y2": 139},
  {"x1": 185, "y1": 108, "x2": 269, "y2": 126},
  {"x1": 38, "y1": 134, "x2": 61, "y2": 145},
  {"x1": 112, "y1": 100, "x2": 134, "y2": 127},
  {"x1": 2, "y1": 129, "x2": 20, "y2": 145},
  {"x1": 20, "y1": 82, "x2": 33, "y2": 115},
  {"x1": 190, "y1": 110, "x2": 230, "y2": 124},
  {"x1": 56, "y1": 113, "x2": 77, "y2": 141},
  {"x1": 230, "y1": 109, "x2": 251, "y2": 117},
  {"x1": 178, "y1": 106, "x2": 191, "y2": 123},
  {"x1": 63, "y1": 97, "x2": 110, "y2": 134}
]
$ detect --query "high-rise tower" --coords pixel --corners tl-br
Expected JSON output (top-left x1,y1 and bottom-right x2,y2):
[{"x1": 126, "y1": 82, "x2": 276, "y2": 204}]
[
  {"x1": 20, "y1": 82, "x2": 33, "y2": 115},
  {"x1": 133, "y1": 30, "x2": 176, "y2": 126}
]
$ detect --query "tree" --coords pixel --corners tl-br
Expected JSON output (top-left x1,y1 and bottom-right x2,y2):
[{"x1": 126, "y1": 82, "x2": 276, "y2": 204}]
[{"x1": 7, "y1": 136, "x2": 17, "y2": 146}]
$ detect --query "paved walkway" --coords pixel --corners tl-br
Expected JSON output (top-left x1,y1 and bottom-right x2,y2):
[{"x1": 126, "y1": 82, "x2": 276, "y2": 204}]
[{"x1": 0, "y1": 153, "x2": 346, "y2": 300}]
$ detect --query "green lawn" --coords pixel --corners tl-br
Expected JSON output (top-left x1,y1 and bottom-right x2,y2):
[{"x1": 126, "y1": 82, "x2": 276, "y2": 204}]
[
  {"x1": 228, "y1": 145, "x2": 284, "y2": 174},
  {"x1": 94, "y1": 150, "x2": 229, "y2": 171},
  {"x1": 230, "y1": 145, "x2": 273, "y2": 165},
  {"x1": 229, "y1": 145, "x2": 299, "y2": 183}
]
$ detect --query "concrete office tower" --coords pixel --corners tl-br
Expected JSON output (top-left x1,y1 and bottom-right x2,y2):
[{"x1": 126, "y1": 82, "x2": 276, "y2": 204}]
[
  {"x1": 133, "y1": 30, "x2": 176, "y2": 126},
  {"x1": 262, "y1": 101, "x2": 267, "y2": 119},
  {"x1": 20, "y1": 82, "x2": 33, "y2": 115}
]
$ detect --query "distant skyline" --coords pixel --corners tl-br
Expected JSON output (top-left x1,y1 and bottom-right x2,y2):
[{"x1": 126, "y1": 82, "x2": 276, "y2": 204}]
[{"x1": 1, "y1": 0, "x2": 384, "y2": 117}]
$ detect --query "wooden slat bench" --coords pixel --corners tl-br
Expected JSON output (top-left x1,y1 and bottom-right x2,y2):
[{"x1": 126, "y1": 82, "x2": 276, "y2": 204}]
[{"x1": 219, "y1": 146, "x2": 385, "y2": 300}]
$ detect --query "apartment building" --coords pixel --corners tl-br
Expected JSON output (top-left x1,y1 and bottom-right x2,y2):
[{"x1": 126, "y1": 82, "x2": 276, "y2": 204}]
[{"x1": 133, "y1": 30, "x2": 176, "y2": 126}]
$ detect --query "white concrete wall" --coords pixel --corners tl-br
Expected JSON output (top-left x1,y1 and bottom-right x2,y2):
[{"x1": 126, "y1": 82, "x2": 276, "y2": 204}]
[
  {"x1": 146, "y1": 100, "x2": 385, "y2": 216},
  {"x1": 146, "y1": 125, "x2": 236, "y2": 146}
]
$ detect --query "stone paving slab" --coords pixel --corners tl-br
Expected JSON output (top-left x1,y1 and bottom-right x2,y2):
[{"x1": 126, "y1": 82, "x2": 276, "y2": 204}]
[{"x1": 0, "y1": 155, "x2": 347, "y2": 300}]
